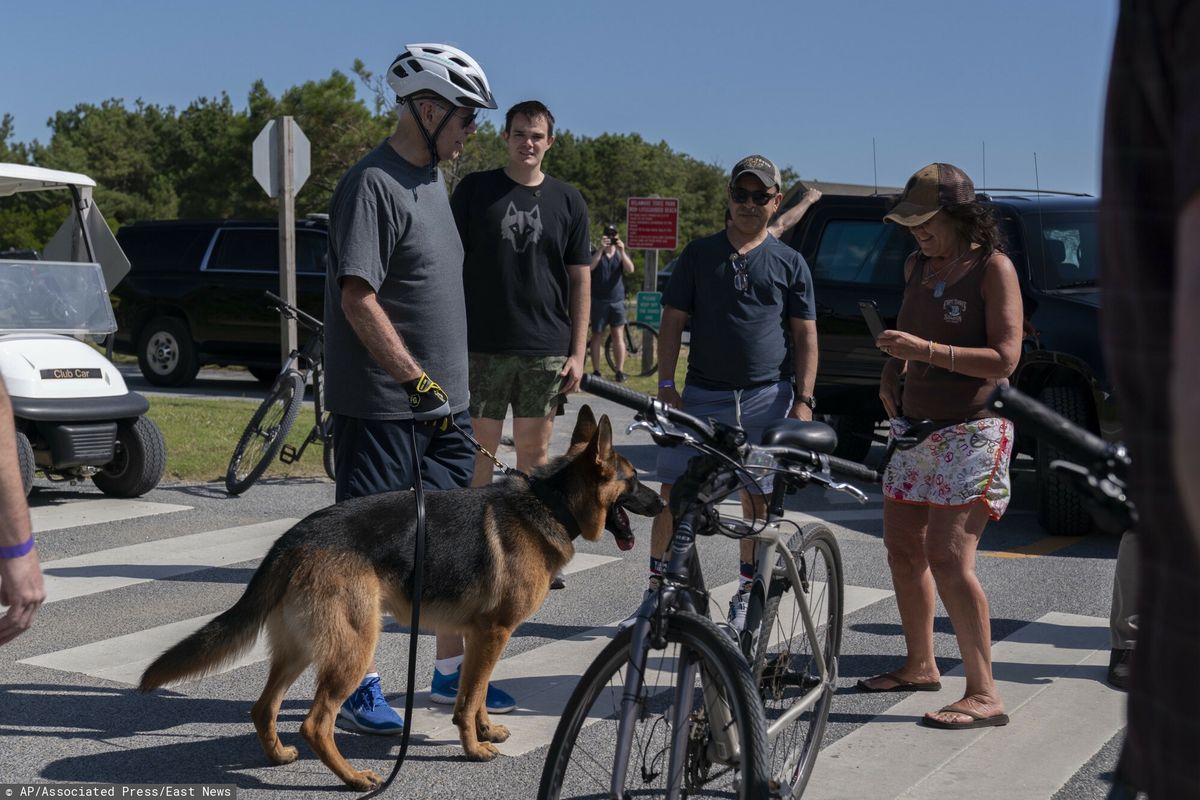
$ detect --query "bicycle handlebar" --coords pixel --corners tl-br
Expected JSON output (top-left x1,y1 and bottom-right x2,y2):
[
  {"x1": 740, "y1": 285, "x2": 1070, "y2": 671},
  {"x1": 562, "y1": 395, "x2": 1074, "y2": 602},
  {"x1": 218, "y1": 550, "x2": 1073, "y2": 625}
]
[
  {"x1": 987, "y1": 385, "x2": 1123, "y2": 472},
  {"x1": 263, "y1": 291, "x2": 323, "y2": 333},
  {"x1": 581, "y1": 373, "x2": 716, "y2": 443}
]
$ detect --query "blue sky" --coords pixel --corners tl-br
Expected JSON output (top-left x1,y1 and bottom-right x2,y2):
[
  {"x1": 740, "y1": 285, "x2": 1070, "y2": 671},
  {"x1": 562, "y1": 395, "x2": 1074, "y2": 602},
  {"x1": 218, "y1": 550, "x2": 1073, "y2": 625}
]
[{"x1": 2, "y1": 0, "x2": 1116, "y2": 195}]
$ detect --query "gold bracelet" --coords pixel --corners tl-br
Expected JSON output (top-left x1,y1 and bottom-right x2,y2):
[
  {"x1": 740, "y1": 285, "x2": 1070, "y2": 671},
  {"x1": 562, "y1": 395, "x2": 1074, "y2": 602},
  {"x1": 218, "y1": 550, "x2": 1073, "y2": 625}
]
[
  {"x1": 949, "y1": 345, "x2": 955, "y2": 373},
  {"x1": 928, "y1": 339, "x2": 935, "y2": 363}
]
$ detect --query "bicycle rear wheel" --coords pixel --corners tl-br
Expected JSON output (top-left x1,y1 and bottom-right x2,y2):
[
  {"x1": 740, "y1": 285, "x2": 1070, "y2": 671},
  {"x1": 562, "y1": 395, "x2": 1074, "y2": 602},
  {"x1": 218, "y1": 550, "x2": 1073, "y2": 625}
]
[
  {"x1": 225, "y1": 370, "x2": 305, "y2": 495},
  {"x1": 752, "y1": 523, "x2": 843, "y2": 797},
  {"x1": 540, "y1": 610, "x2": 768, "y2": 799},
  {"x1": 606, "y1": 321, "x2": 659, "y2": 377}
]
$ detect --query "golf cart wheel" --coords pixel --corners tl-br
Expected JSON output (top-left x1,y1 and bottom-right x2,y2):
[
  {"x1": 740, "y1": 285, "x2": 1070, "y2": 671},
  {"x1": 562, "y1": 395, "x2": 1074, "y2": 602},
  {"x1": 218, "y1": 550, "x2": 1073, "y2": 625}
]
[
  {"x1": 138, "y1": 316, "x2": 199, "y2": 387},
  {"x1": 92, "y1": 417, "x2": 167, "y2": 498},
  {"x1": 15, "y1": 430, "x2": 34, "y2": 497}
]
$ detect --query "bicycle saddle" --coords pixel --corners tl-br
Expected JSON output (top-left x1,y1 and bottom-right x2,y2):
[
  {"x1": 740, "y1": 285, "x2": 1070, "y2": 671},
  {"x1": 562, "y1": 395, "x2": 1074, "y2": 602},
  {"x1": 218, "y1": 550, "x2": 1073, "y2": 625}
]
[{"x1": 760, "y1": 419, "x2": 838, "y2": 455}]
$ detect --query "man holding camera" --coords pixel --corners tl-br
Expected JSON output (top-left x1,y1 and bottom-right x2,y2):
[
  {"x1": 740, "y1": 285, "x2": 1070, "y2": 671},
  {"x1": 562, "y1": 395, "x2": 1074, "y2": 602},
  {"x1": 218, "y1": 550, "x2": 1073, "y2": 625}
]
[{"x1": 589, "y1": 224, "x2": 635, "y2": 381}]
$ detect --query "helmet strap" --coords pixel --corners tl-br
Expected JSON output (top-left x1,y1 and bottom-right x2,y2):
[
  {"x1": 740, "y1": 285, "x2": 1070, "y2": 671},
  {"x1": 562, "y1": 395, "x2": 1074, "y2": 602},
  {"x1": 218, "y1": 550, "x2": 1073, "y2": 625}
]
[{"x1": 408, "y1": 99, "x2": 456, "y2": 181}]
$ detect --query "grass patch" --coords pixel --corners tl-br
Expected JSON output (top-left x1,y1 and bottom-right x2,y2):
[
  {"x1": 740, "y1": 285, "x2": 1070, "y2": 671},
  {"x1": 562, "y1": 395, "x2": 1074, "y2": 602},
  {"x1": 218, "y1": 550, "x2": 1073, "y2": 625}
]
[{"x1": 146, "y1": 396, "x2": 330, "y2": 484}]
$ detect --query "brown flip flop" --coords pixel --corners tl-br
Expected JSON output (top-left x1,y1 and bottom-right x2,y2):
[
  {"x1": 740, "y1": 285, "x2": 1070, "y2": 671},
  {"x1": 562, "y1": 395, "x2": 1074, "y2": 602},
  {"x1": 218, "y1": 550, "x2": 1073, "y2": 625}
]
[
  {"x1": 921, "y1": 705, "x2": 1010, "y2": 730},
  {"x1": 855, "y1": 671, "x2": 942, "y2": 693}
]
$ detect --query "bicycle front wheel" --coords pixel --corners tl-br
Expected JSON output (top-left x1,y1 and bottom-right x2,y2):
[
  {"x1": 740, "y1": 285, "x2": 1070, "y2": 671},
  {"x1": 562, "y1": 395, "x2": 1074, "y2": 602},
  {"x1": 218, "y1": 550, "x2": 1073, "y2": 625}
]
[
  {"x1": 540, "y1": 610, "x2": 768, "y2": 799},
  {"x1": 606, "y1": 321, "x2": 659, "y2": 377},
  {"x1": 752, "y1": 523, "x2": 843, "y2": 797},
  {"x1": 225, "y1": 371, "x2": 305, "y2": 495}
]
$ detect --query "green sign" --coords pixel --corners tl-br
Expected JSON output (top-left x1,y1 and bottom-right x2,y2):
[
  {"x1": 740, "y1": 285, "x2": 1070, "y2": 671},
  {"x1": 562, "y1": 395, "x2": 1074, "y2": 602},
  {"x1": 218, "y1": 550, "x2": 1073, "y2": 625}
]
[{"x1": 636, "y1": 291, "x2": 662, "y2": 325}]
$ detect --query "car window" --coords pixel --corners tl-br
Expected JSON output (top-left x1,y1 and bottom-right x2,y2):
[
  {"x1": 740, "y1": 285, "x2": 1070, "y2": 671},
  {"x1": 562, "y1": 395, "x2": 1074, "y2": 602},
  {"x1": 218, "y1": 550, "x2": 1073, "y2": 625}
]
[
  {"x1": 207, "y1": 229, "x2": 277, "y2": 272},
  {"x1": 811, "y1": 220, "x2": 910, "y2": 286},
  {"x1": 1032, "y1": 213, "x2": 1098, "y2": 289},
  {"x1": 296, "y1": 230, "x2": 329, "y2": 276}
]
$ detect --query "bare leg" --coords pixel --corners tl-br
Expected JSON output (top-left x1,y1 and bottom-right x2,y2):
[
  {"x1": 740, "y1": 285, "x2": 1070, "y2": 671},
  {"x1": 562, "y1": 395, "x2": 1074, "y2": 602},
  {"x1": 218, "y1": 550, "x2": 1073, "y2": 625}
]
[
  {"x1": 513, "y1": 415, "x2": 555, "y2": 473},
  {"x1": 590, "y1": 330, "x2": 606, "y2": 374},
  {"x1": 470, "y1": 416, "x2": 505, "y2": 488},
  {"x1": 738, "y1": 490, "x2": 766, "y2": 566},
  {"x1": 650, "y1": 483, "x2": 673, "y2": 561},
  {"x1": 859, "y1": 499, "x2": 941, "y2": 689},
  {"x1": 923, "y1": 502, "x2": 1005, "y2": 723},
  {"x1": 611, "y1": 324, "x2": 627, "y2": 373}
]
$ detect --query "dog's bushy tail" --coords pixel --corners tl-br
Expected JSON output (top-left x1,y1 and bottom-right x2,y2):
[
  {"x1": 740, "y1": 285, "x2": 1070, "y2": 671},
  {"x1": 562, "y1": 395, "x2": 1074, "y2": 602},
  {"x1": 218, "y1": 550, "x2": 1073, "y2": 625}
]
[{"x1": 139, "y1": 545, "x2": 295, "y2": 691}]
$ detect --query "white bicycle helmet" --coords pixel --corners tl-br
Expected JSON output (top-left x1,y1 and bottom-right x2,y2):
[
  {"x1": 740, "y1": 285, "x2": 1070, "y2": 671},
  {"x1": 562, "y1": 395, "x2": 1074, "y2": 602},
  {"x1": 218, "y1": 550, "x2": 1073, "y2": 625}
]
[{"x1": 387, "y1": 43, "x2": 497, "y2": 110}]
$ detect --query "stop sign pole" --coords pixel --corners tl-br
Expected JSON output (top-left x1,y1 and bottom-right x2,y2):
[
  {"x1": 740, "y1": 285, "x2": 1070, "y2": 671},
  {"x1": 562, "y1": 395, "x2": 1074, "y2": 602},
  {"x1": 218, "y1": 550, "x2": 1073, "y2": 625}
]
[{"x1": 253, "y1": 117, "x2": 310, "y2": 365}]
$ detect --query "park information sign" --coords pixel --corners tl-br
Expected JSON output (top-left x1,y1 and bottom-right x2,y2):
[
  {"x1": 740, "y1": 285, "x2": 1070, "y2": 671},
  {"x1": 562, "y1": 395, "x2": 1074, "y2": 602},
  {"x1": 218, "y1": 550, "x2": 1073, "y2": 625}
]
[{"x1": 626, "y1": 197, "x2": 679, "y2": 250}]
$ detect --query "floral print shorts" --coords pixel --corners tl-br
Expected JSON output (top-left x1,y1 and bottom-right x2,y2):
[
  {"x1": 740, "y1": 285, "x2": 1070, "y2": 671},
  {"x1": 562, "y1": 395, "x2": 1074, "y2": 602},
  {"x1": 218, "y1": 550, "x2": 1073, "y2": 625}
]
[{"x1": 881, "y1": 416, "x2": 1014, "y2": 519}]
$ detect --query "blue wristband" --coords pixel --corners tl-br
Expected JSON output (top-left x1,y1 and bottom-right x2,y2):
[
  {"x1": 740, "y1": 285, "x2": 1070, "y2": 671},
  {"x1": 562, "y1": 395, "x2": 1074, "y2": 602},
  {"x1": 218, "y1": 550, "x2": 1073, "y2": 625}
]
[
  {"x1": 658, "y1": 379, "x2": 676, "y2": 389},
  {"x1": 0, "y1": 534, "x2": 35, "y2": 559}
]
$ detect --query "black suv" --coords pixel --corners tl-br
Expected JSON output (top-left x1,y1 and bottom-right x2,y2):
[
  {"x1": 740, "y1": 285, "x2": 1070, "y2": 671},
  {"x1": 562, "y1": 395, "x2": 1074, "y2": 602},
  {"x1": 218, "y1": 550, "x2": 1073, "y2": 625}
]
[
  {"x1": 780, "y1": 192, "x2": 1113, "y2": 536},
  {"x1": 111, "y1": 218, "x2": 328, "y2": 386}
]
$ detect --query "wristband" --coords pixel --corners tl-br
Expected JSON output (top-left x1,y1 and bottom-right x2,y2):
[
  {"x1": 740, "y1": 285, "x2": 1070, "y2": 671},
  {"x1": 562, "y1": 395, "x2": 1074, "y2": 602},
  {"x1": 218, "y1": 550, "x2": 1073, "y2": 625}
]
[
  {"x1": 0, "y1": 534, "x2": 35, "y2": 559},
  {"x1": 928, "y1": 339, "x2": 935, "y2": 363},
  {"x1": 658, "y1": 379, "x2": 676, "y2": 389}
]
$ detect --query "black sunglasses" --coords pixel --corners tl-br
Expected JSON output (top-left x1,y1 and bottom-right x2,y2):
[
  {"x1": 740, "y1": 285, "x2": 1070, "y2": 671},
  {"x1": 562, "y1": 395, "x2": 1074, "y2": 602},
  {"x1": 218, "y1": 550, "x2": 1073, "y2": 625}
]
[
  {"x1": 729, "y1": 187, "x2": 779, "y2": 206},
  {"x1": 730, "y1": 253, "x2": 750, "y2": 293}
]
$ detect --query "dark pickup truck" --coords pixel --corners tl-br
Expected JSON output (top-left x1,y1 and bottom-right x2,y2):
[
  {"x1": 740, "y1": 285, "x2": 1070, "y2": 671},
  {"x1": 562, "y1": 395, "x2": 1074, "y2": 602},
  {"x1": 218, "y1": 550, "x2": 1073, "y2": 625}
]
[
  {"x1": 110, "y1": 218, "x2": 328, "y2": 387},
  {"x1": 780, "y1": 191, "x2": 1115, "y2": 536}
]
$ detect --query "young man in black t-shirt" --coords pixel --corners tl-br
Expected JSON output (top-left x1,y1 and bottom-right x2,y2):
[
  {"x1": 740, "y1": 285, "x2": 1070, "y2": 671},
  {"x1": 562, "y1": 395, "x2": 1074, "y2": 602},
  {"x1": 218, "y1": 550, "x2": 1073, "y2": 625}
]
[{"x1": 450, "y1": 101, "x2": 591, "y2": 586}]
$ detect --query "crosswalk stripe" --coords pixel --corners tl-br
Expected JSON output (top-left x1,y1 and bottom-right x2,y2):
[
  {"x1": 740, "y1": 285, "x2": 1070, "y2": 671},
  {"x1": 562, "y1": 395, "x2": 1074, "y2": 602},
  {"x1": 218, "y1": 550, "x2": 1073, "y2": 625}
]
[
  {"x1": 31, "y1": 499, "x2": 192, "y2": 533},
  {"x1": 560, "y1": 552, "x2": 618, "y2": 576},
  {"x1": 805, "y1": 611, "x2": 1123, "y2": 799},
  {"x1": 38, "y1": 519, "x2": 299, "y2": 604}
]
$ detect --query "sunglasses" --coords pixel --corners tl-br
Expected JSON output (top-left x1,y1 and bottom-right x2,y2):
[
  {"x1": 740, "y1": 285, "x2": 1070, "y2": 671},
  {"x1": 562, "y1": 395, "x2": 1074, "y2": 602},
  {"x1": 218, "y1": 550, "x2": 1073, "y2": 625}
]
[
  {"x1": 730, "y1": 253, "x2": 750, "y2": 293},
  {"x1": 729, "y1": 187, "x2": 779, "y2": 206}
]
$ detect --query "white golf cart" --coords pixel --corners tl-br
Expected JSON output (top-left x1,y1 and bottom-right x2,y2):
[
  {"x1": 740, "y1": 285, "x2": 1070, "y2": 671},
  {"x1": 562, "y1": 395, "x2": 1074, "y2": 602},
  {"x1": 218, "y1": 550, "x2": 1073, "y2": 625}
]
[{"x1": 0, "y1": 163, "x2": 166, "y2": 497}]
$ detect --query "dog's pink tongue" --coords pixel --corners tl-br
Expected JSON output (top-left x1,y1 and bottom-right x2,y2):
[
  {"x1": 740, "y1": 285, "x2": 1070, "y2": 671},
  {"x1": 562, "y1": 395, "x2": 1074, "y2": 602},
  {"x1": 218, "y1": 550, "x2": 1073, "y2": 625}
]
[{"x1": 618, "y1": 537, "x2": 635, "y2": 551}]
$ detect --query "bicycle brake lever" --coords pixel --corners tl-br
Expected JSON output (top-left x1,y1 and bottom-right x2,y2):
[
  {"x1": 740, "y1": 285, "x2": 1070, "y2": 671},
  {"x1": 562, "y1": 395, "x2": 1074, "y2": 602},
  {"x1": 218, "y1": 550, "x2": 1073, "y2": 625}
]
[
  {"x1": 827, "y1": 480, "x2": 869, "y2": 504},
  {"x1": 627, "y1": 419, "x2": 660, "y2": 437}
]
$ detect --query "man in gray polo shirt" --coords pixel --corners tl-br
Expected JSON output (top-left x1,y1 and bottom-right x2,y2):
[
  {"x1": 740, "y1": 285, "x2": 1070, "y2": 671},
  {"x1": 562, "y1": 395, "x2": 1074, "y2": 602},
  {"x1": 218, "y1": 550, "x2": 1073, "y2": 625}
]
[{"x1": 652, "y1": 154, "x2": 819, "y2": 629}]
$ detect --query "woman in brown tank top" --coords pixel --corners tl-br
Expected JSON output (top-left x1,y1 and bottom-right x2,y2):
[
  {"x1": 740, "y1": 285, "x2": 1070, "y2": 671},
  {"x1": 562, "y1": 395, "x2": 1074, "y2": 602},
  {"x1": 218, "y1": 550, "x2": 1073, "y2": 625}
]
[{"x1": 854, "y1": 164, "x2": 1023, "y2": 731}]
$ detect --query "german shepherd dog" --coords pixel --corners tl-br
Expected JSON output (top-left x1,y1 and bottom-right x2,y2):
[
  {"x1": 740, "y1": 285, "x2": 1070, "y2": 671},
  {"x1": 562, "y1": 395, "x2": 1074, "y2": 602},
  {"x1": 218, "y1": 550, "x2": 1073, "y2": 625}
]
[{"x1": 139, "y1": 406, "x2": 663, "y2": 790}]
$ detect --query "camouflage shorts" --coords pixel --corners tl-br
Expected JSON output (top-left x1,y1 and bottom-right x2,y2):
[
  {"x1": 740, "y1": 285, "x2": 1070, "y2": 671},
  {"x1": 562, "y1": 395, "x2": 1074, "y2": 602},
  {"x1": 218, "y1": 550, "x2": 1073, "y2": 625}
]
[{"x1": 468, "y1": 353, "x2": 567, "y2": 420}]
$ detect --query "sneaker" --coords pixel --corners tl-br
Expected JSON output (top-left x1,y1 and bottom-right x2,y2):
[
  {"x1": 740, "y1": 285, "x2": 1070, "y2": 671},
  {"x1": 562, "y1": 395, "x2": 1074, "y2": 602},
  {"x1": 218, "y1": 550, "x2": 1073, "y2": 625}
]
[
  {"x1": 550, "y1": 570, "x2": 566, "y2": 589},
  {"x1": 336, "y1": 676, "x2": 405, "y2": 735},
  {"x1": 1108, "y1": 648, "x2": 1132, "y2": 691},
  {"x1": 429, "y1": 667, "x2": 516, "y2": 713},
  {"x1": 591, "y1": 370, "x2": 602, "y2": 378},
  {"x1": 615, "y1": 371, "x2": 627, "y2": 383},
  {"x1": 728, "y1": 586, "x2": 750, "y2": 632}
]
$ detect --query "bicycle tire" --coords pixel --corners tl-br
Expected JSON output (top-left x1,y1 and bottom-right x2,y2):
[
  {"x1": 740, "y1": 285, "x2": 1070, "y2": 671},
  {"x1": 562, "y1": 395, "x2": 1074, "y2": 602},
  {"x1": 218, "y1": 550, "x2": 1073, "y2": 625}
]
[
  {"x1": 320, "y1": 412, "x2": 336, "y2": 481},
  {"x1": 605, "y1": 321, "x2": 659, "y2": 377},
  {"x1": 751, "y1": 523, "x2": 843, "y2": 797},
  {"x1": 225, "y1": 371, "x2": 305, "y2": 495},
  {"x1": 540, "y1": 609, "x2": 769, "y2": 799}
]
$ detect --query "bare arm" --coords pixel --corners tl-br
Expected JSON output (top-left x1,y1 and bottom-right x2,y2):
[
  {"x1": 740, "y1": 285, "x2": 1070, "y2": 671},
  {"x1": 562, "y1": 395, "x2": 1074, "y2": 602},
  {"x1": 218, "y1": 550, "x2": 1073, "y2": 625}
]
[
  {"x1": 340, "y1": 276, "x2": 423, "y2": 385},
  {"x1": 561, "y1": 264, "x2": 591, "y2": 394},
  {"x1": 656, "y1": 305, "x2": 688, "y2": 408},
  {"x1": 875, "y1": 253, "x2": 1023, "y2": 379},
  {"x1": 788, "y1": 318, "x2": 818, "y2": 421},
  {"x1": 768, "y1": 188, "x2": 822, "y2": 240},
  {"x1": 616, "y1": 240, "x2": 635, "y2": 273},
  {"x1": 0, "y1": 376, "x2": 43, "y2": 645},
  {"x1": 1172, "y1": 192, "x2": 1200, "y2": 540}
]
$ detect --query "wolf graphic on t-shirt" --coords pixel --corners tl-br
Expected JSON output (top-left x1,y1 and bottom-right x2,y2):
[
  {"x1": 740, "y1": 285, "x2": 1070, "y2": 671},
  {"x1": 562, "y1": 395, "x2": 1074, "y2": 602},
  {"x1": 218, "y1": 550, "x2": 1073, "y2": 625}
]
[{"x1": 501, "y1": 202, "x2": 542, "y2": 254}]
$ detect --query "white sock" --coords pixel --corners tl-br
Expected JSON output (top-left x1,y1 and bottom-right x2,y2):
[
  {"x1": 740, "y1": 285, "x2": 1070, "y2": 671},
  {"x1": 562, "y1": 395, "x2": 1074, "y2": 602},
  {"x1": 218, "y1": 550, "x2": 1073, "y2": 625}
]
[
  {"x1": 362, "y1": 672, "x2": 379, "y2": 683},
  {"x1": 434, "y1": 655, "x2": 464, "y2": 676}
]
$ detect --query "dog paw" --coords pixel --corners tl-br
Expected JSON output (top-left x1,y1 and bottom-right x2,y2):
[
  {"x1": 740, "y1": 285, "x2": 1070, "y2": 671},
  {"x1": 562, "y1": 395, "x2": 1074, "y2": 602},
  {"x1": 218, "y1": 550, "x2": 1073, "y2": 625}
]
[
  {"x1": 480, "y1": 723, "x2": 510, "y2": 743},
  {"x1": 346, "y1": 769, "x2": 383, "y2": 791},
  {"x1": 270, "y1": 745, "x2": 299, "y2": 765},
  {"x1": 464, "y1": 742, "x2": 500, "y2": 762}
]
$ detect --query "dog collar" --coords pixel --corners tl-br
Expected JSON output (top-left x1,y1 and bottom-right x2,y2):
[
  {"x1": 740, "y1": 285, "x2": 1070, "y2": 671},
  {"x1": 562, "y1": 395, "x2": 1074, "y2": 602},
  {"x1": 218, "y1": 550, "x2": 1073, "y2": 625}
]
[{"x1": 525, "y1": 475, "x2": 585, "y2": 540}]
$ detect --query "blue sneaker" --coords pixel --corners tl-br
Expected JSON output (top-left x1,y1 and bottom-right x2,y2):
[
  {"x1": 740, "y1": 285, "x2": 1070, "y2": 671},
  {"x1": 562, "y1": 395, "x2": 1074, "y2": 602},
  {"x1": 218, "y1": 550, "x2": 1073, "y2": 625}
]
[
  {"x1": 336, "y1": 676, "x2": 405, "y2": 735},
  {"x1": 429, "y1": 668, "x2": 516, "y2": 714}
]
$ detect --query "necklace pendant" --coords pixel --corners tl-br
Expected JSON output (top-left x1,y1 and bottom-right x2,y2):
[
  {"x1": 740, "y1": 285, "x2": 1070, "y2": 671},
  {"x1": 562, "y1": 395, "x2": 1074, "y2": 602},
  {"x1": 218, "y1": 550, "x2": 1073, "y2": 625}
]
[{"x1": 933, "y1": 280, "x2": 945, "y2": 298}]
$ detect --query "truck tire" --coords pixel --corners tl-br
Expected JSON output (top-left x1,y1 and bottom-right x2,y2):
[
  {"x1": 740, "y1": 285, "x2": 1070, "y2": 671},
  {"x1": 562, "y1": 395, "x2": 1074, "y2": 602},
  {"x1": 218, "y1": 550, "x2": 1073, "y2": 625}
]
[
  {"x1": 1035, "y1": 385, "x2": 1094, "y2": 536},
  {"x1": 15, "y1": 430, "x2": 34, "y2": 497},
  {"x1": 138, "y1": 317, "x2": 199, "y2": 387},
  {"x1": 828, "y1": 414, "x2": 876, "y2": 463},
  {"x1": 93, "y1": 417, "x2": 167, "y2": 498}
]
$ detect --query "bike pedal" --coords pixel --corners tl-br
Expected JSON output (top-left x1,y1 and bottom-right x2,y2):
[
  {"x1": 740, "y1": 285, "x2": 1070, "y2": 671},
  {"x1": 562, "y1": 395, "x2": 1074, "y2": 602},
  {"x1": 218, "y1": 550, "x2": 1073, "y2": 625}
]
[{"x1": 279, "y1": 444, "x2": 298, "y2": 464}]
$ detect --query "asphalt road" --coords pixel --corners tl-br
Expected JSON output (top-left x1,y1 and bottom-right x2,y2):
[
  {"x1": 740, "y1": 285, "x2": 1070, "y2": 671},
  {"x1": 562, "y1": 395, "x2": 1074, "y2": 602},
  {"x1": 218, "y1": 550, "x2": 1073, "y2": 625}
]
[{"x1": 1, "y1": 388, "x2": 1127, "y2": 799}]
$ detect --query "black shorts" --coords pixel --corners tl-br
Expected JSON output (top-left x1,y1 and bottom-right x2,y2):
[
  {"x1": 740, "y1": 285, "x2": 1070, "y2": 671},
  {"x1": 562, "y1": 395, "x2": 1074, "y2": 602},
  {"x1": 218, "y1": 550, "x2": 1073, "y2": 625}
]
[
  {"x1": 332, "y1": 411, "x2": 475, "y2": 502},
  {"x1": 590, "y1": 300, "x2": 627, "y2": 333}
]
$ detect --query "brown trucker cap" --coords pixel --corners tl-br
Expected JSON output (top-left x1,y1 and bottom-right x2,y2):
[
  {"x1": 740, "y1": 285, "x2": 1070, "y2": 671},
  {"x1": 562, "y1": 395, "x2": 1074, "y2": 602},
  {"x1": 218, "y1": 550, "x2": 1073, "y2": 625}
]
[
  {"x1": 883, "y1": 162, "x2": 976, "y2": 226},
  {"x1": 729, "y1": 154, "x2": 782, "y2": 189}
]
